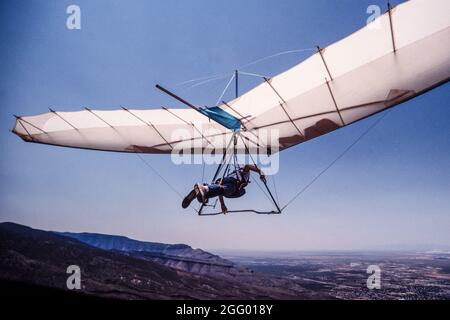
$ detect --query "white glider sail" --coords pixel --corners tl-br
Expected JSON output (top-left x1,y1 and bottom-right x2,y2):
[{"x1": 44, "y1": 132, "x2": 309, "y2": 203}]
[
  {"x1": 12, "y1": 0, "x2": 450, "y2": 154},
  {"x1": 13, "y1": 107, "x2": 231, "y2": 154}
]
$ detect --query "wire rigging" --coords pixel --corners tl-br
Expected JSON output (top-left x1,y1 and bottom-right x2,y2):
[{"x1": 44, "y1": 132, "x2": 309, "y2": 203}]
[
  {"x1": 238, "y1": 133, "x2": 282, "y2": 213},
  {"x1": 238, "y1": 48, "x2": 316, "y2": 69},
  {"x1": 135, "y1": 153, "x2": 183, "y2": 199},
  {"x1": 281, "y1": 110, "x2": 392, "y2": 211},
  {"x1": 238, "y1": 71, "x2": 268, "y2": 79},
  {"x1": 183, "y1": 74, "x2": 232, "y2": 90},
  {"x1": 216, "y1": 73, "x2": 236, "y2": 106},
  {"x1": 175, "y1": 72, "x2": 231, "y2": 87},
  {"x1": 173, "y1": 47, "x2": 315, "y2": 91},
  {"x1": 272, "y1": 174, "x2": 280, "y2": 205}
]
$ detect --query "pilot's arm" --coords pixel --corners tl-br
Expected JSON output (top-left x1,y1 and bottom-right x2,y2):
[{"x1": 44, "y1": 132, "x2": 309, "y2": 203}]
[
  {"x1": 219, "y1": 195, "x2": 227, "y2": 214},
  {"x1": 243, "y1": 164, "x2": 266, "y2": 183}
]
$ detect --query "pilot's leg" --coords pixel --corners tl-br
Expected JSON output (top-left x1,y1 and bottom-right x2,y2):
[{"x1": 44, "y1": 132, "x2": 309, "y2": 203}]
[{"x1": 182, "y1": 187, "x2": 197, "y2": 208}]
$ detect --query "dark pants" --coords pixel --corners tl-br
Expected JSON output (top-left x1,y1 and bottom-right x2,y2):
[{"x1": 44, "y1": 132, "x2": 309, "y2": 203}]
[{"x1": 206, "y1": 177, "x2": 237, "y2": 198}]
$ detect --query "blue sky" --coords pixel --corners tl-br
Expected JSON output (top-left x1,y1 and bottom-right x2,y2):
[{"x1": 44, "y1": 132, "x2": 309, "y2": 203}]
[{"x1": 1, "y1": 0, "x2": 449, "y2": 251}]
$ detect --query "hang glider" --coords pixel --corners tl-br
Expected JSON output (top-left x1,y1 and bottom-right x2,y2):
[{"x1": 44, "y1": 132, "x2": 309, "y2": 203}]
[{"x1": 12, "y1": 0, "x2": 450, "y2": 156}]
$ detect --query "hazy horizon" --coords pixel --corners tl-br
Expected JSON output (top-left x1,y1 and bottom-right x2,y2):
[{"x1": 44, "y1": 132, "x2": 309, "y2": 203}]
[
  {"x1": 1, "y1": 0, "x2": 449, "y2": 251},
  {"x1": 2, "y1": 220, "x2": 450, "y2": 253}
]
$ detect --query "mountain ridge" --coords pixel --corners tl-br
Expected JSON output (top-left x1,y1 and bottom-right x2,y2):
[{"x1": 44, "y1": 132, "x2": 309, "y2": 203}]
[
  {"x1": 0, "y1": 222, "x2": 316, "y2": 299},
  {"x1": 0, "y1": 222, "x2": 195, "y2": 299},
  {"x1": 58, "y1": 231, "x2": 191, "y2": 252},
  {"x1": 58, "y1": 231, "x2": 237, "y2": 273}
]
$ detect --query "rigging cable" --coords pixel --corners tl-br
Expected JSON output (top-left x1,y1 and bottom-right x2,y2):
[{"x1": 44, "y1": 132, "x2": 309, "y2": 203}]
[
  {"x1": 175, "y1": 72, "x2": 232, "y2": 87},
  {"x1": 238, "y1": 137, "x2": 273, "y2": 205},
  {"x1": 184, "y1": 74, "x2": 232, "y2": 91},
  {"x1": 281, "y1": 110, "x2": 392, "y2": 211},
  {"x1": 239, "y1": 133, "x2": 282, "y2": 212},
  {"x1": 238, "y1": 48, "x2": 316, "y2": 70},
  {"x1": 173, "y1": 47, "x2": 315, "y2": 91},
  {"x1": 135, "y1": 153, "x2": 183, "y2": 199},
  {"x1": 238, "y1": 71, "x2": 268, "y2": 79},
  {"x1": 272, "y1": 173, "x2": 280, "y2": 205},
  {"x1": 216, "y1": 73, "x2": 236, "y2": 106}
]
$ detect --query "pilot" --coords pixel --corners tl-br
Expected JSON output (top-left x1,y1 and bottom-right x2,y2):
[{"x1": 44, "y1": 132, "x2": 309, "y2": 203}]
[{"x1": 182, "y1": 164, "x2": 266, "y2": 214}]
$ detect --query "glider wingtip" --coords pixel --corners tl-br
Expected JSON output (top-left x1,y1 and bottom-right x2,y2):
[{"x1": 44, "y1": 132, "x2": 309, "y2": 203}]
[{"x1": 10, "y1": 127, "x2": 29, "y2": 142}]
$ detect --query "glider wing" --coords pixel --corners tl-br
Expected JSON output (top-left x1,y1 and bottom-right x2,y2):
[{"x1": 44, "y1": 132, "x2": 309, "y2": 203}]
[{"x1": 12, "y1": 0, "x2": 450, "y2": 154}]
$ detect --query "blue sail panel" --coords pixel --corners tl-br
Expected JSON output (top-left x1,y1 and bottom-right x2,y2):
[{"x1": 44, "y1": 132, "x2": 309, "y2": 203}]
[{"x1": 199, "y1": 106, "x2": 241, "y2": 130}]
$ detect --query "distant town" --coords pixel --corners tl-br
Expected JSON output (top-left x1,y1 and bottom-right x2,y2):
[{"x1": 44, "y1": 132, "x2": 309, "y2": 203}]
[{"x1": 221, "y1": 251, "x2": 450, "y2": 300}]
